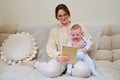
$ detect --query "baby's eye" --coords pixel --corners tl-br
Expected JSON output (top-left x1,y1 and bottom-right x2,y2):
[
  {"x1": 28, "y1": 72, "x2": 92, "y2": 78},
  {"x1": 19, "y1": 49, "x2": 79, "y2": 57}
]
[
  {"x1": 76, "y1": 34, "x2": 80, "y2": 36},
  {"x1": 72, "y1": 34, "x2": 75, "y2": 36}
]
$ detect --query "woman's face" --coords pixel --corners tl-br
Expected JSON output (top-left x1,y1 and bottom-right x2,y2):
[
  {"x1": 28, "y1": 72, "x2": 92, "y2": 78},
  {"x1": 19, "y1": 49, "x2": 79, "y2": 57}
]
[{"x1": 57, "y1": 9, "x2": 70, "y2": 25}]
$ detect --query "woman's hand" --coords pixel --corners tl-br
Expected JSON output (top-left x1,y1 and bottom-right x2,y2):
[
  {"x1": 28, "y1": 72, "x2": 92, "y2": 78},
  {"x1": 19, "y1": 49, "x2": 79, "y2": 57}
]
[{"x1": 56, "y1": 55, "x2": 69, "y2": 63}]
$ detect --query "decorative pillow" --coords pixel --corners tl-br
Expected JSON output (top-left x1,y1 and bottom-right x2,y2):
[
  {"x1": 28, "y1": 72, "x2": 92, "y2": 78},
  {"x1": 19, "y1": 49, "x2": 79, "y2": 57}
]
[{"x1": 0, "y1": 32, "x2": 38, "y2": 65}]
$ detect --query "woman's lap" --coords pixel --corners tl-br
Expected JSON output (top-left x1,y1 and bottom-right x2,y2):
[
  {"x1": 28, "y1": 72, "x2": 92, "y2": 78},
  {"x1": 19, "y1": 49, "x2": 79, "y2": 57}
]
[
  {"x1": 72, "y1": 60, "x2": 91, "y2": 77},
  {"x1": 35, "y1": 59, "x2": 90, "y2": 78},
  {"x1": 34, "y1": 59, "x2": 66, "y2": 77}
]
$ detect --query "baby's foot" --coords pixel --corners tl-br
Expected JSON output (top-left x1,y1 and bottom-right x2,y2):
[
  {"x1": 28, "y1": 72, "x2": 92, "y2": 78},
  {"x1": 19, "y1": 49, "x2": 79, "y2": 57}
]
[
  {"x1": 66, "y1": 72, "x2": 72, "y2": 76},
  {"x1": 92, "y1": 71, "x2": 100, "y2": 76},
  {"x1": 66, "y1": 69, "x2": 72, "y2": 76},
  {"x1": 23, "y1": 60, "x2": 37, "y2": 67},
  {"x1": 66, "y1": 64, "x2": 72, "y2": 76}
]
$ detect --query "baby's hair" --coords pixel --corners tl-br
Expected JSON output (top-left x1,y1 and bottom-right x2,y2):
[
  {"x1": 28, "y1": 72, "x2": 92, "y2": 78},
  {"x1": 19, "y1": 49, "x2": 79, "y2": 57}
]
[{"x1": 71, "y1": 24, "x2": 82, "y2": 31}]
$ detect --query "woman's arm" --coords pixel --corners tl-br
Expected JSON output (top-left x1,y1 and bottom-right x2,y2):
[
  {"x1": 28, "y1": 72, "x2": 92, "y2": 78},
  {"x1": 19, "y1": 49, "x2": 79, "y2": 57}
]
[
  {"x1": 46, "y1": 28, "x2": 69, "y2": 63},
  {"x1": 46, "y1": 28, "x2": 61, "y2": 59}
]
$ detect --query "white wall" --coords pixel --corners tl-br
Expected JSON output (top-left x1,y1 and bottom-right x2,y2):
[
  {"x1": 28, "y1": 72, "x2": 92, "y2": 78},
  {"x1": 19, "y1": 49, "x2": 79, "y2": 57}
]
[
  {"x1": 0, "y1": 0, "x2": 5, "y2": 25},
  {"x1": 3, "y1": 0, "x2": 120, "y2": 24}
]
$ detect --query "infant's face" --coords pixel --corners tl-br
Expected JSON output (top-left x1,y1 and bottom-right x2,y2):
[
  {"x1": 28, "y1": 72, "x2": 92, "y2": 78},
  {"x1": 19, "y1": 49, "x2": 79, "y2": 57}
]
[{"x1": 71, "y1": 28, "x2": 82, "y2": 42}]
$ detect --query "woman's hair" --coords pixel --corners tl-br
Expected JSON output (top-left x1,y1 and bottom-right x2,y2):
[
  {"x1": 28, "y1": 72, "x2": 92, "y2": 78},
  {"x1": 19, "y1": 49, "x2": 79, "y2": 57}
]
[{"x1": 55, "y1": 4, "x2": 70, "y2": 19}]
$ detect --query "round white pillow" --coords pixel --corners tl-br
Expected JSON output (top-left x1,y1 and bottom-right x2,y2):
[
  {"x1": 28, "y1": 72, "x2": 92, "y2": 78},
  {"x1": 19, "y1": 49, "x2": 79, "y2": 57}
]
[{"x1": 0, "y1": 32, "x2": 38, "y2": 65}]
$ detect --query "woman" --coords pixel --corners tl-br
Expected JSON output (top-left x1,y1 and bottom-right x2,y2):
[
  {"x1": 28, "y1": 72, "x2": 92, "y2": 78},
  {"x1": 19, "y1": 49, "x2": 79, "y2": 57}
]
[
  {"x1": 45, "y1": 4, "x2": 94, "y2": 77},
  {"x1": 24, "y1": 4, "x2": 94, "y2": 78},
  {"x1": 47, "y1": 4, "x2": 93, "y2": 63}
]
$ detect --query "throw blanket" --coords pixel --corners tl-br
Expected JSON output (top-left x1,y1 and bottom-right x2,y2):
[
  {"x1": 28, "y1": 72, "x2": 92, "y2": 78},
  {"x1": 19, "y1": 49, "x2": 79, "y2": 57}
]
[{"x1": 0, "y1": 64, "x2": 113, "y2": 80}]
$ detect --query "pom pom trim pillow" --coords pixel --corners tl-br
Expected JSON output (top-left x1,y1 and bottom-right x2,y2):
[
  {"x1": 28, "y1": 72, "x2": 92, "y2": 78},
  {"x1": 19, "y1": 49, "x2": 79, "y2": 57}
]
[{"x1": 0, "y1": 32, "x2": 38, "y2": 65}]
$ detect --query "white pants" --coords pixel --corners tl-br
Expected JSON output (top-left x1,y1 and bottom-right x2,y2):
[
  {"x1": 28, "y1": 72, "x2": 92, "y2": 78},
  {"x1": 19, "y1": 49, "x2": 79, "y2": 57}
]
[
  {"x1": 34, "y1": 59, "x2": 90, "y2": 78},
  {"x1": 34, "y1": 59, "x2": 66, "y2": 77}
]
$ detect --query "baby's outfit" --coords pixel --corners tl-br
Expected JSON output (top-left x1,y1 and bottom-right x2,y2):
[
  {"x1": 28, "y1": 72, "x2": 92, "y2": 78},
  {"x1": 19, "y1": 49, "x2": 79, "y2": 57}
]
[{"x1": 66, "y1": 37, "x2": 99, "y2": 76}]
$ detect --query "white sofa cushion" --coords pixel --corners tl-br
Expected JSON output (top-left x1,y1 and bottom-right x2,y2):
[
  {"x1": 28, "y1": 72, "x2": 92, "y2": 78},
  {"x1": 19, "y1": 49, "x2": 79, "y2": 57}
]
[
  {"x1": 112, "y1": 35, "x2": 120, "y2": 49},
  {"x1": 112, "y1": 49, "x2": 120, "y2": 61},
  {"x1": 98, "y1": 36, "x2": 111, "y2": 50},
  {"x1": 110, "y1": 25, "x2": 120, "y2": 35},
  {"x1": 0, "y1": 32, "x2": 38, "y2": 64},
  {"x1": 95, "y1": 50, "x2": 112, "y2": 61},
  {"x1": 113, "y1": 60, "x2": 120, "y2": 70}
]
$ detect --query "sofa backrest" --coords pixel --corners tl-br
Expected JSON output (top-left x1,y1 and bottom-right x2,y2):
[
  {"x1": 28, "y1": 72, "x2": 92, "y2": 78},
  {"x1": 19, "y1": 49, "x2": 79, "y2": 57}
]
[
  {"x1": 0, "y1": 24, "x2": 17, "y2": 46},
  {"x1": 1, "y1": 23, "x2": 120, "y2": 64},
  {"x1": 80, "y1": 24, "x2": 105, "y2": 59},
  {"x1": 95, "y1": 25, "x2": 120, "y2": 62}
]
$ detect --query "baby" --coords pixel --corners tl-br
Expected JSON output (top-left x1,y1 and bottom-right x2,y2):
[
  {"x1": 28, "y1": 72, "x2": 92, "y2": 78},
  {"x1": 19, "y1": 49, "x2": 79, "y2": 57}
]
[{"x1": 66, "y1": 24, "x2": 99, "y2": 76}]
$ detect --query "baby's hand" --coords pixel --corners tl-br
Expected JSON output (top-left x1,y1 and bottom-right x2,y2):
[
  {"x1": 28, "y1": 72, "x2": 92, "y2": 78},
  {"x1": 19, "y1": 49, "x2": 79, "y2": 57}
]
[
  {"x1": 82, "y1": 48, "x2": 87, "y2": 53},
  {"x1": 73, "y1": 42, "x2": 86, "y2": 49}
]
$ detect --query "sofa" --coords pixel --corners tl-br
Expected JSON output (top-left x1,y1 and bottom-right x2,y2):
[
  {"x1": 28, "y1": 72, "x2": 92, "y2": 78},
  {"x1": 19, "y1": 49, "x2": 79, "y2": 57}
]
[
  {"x1": 0, "y1": 23, "x2": 119, "y2": 80},
  {"x1": 95, "y1": 25, "x2": 120, "y2": 80}
]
